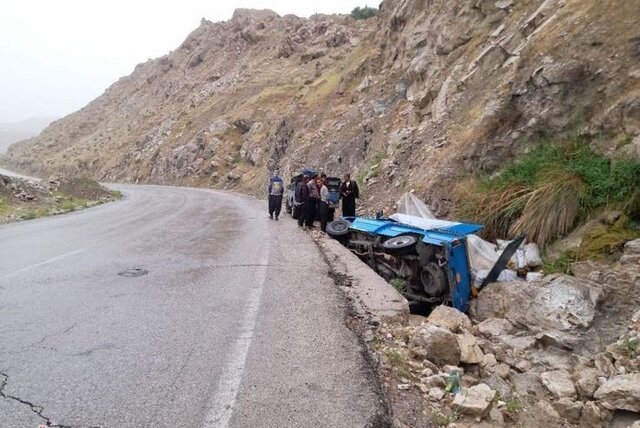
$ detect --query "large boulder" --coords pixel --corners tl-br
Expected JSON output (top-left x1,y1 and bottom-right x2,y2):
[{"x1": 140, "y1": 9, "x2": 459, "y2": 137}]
[
  {"x1": 427, "y1": 305, "x2": 472, "y2": 333},
  {"x1": 452, "y1": 383, "x2": 496, "y2": 417},
  {"x1": 411, "y1": 324, "x2": 461, "y2": 365},
  {"x1": 526, "y1": 275, "x2": 604, "y2": 330},
  {"x1": 594, "y1": 374, "x2": 640, "y2": 412},
  {"x1": 471, "y1": 275, "x2": 604, "y2": 331},
  {"x1": 540, "y1": 370, "x2": 577, "y2": 399}
]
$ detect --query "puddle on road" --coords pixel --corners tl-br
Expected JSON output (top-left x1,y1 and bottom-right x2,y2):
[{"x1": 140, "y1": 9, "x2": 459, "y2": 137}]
[{"x1": 117, "y1": 267, "x2": 149, "y2": 277}]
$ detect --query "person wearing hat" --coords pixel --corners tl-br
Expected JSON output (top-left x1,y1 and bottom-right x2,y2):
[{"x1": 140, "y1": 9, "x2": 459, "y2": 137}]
[{"x1": 268, "y1": 170, "x2": 284, "y2": 220}]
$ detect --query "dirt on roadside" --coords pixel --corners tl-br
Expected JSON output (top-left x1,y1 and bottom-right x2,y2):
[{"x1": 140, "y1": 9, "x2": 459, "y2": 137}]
[{"x1": 0, "y1": 174, "x2": 119, "y2": 223}]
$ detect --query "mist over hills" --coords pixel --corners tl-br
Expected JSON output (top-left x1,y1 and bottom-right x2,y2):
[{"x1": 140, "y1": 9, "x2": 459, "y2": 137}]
[{"x1": 0, "y1": 117, "x2": 56, "y2": 153}]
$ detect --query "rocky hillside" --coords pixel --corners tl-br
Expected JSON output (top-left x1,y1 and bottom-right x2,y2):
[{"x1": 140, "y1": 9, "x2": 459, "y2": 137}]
[{"x1": 3, "y1": 0, "x2": 639, "y2": 216}]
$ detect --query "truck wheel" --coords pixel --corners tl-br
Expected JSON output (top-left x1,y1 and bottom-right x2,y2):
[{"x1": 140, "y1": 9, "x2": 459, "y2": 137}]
[
  {"x1": 327, "y1": 219, "x2": 352, "y2": 239},
  {"x1": 420, "y1": 262, "x2": 448, "y2": 298},
  {"x1": 381, "y1": 235, "x2": 418, "y2": 255}
]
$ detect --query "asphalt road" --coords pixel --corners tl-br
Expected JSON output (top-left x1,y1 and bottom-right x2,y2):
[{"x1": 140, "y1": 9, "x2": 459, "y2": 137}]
[{"x1": 0, "y1": 184, "x2": 385, "y2": 428}]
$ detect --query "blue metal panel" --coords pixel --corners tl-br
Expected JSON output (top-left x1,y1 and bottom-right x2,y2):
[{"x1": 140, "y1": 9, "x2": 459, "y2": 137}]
[
  {"x1": 442, "y1": 223, "x2": 483, "y2": 235},
  {"x1": 447, "y1": 240, "x2": 474, "y2": 312},
  {"x1": 350, "y1": 217, "x2": 481, "y2": 241}
]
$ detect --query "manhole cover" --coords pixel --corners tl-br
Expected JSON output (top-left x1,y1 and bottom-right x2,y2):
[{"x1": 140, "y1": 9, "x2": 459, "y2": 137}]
[{"x1": 118, "y1": 267, "x2": 149, "y2": 278}]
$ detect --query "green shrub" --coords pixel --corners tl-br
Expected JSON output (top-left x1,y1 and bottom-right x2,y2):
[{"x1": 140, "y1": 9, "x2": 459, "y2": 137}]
[
  {"x1": 351, "y1": 6, "x2": 378, "y2": 20},
  {"x1": 389, "y1": 278, "x2": 407, "y2": 293},
  {"x1": 458, "y1": 138, "x2": 640, "y2": 246}
]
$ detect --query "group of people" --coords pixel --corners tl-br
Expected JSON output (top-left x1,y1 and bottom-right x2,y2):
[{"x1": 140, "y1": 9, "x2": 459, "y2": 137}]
[{"x1": 267, "y1": 170, "x2": 360, "y2": 232}]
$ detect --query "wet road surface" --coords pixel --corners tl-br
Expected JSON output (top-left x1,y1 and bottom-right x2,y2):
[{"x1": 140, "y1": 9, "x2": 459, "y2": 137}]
[{"x1": 0, "y1": 184, "x2": 385, "y2": 427}]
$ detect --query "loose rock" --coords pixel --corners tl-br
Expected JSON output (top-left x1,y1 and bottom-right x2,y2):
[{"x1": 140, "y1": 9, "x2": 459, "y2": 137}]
[
  {"x1": 457, "y1": 333, "x2": 485, "y2": 364},
  {"x1": 428, "y1": 387, "x2": 445, "y2": 401},
  {"x1": 411, "y1": 324, "x2": 461, "y2": 365},
  {"x1": 552, "y1": 397, "x2": 583, "y2": 423},
  {"x1": 574, "y1": 367, "x2": 599, "y2": 398},
  {"x1": 427, "y1": 305, "x2": 472, "y2": 333},
  {"x1": 594, "y1": 373, "x2": 640, "y2": 412},
  {"x1": 540, "y1": 370, "x2": 577, "y2": 399},
  {"x1": 452, "y1": 383, "x2": 496, "y2": 417},
  {"x1": 477, "y1": 318, "x2": 514, "y2": 337}
]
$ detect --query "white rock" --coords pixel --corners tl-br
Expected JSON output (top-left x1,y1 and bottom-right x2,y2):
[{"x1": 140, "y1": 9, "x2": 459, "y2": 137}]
[
  {"x1": 540, "y1": 370, "x2": 577, "y2": 399},
  {"x1": 452, "y1": 383, "x2": 496, "y2": 417}
]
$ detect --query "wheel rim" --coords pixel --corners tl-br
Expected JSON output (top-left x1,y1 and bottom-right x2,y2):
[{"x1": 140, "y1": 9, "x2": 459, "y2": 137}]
[
  {"x1": 332, "y1": 222, "x2": 348, "y2": 232},
  {"x1": 386, "y1": 236, "x2": 415, "y2": 248}
]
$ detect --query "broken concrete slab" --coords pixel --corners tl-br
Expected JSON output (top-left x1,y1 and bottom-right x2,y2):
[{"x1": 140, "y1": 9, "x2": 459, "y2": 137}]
[{"x1": 315, "y1": 236, "x2": 409, "y2": 323}]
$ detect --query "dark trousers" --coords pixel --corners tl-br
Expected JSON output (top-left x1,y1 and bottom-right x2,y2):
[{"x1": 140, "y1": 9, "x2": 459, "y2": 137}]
[
  {"x1": 297, "y1": 202, "x2": 306, "y2": 226},
  {"x1": 305, "y1": 198, "x2": 317, "y2": 227},
  {"x1": 342, "y1": 197, "x2": 356, "y2": 217},
  {"x1": 318, "y1": 201, "x2": 329, "y2": 232},
  {"x1": 328, "y1": 208, "x2": 335, "y2": 223},
  {"x1": 268, "y1": 195, "x2": 282, "y2": 218}
]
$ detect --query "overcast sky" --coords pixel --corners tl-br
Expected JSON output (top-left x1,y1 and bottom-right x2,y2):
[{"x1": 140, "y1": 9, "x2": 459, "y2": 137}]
[{"x1": 0, "y1": 0, "x2": 372, "y2": 123}]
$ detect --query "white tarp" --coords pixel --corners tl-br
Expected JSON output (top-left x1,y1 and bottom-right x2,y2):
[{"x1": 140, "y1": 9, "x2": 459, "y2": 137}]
[
  {"x1": 389, "y1": 213, "x2": 462, "y2": 231},
  {"x1": 395, "y1": 192, "x2": 436, "y2": 219}
]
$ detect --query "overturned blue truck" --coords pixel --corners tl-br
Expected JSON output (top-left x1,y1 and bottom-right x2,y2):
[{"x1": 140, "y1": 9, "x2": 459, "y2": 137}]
[{"x1": 326, "y1": 215, "x2": 523, "y2": 313}]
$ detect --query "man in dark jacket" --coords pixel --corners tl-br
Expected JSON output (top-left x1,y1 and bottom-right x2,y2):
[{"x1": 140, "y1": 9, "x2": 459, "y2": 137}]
[
  {"x1": 295, "y1": 175, "x2": 310, "y2": 227},
  {"x1": 268, "y1": 170, "x2": 284, "y2": 220},
  {"x1": 340, "y1": 173, "x2": 359, "y2": 217}
]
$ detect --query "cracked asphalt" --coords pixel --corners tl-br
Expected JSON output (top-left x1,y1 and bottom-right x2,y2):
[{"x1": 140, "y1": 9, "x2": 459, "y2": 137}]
[{"x1": 0, "y1": 184, "x2": 386, "y2": 427}]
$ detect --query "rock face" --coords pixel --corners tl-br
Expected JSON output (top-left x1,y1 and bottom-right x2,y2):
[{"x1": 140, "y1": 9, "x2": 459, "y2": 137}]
[
  {"x1": 452, "y1": 383, "x2": 496, "y2": 417},
  {"x1": 3, "y1": 1, "x2": 639, "y2": 214},
  {"x1": 411, "y1": 324, "x2": 461, "y2": 365},
  {"x1": 594, "y1": 374, "x2": 640, "y2": 412}
]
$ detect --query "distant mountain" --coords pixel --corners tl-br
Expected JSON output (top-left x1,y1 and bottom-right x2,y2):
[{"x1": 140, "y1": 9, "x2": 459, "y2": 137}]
[{"x1": 0, "y1": 117, "x2": 56, "y2": 153}]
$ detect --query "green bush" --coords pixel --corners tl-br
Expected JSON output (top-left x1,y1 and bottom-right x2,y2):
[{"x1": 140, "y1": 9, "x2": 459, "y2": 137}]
[
  {"x1": 351, "y1": 6, "x2": 378, "y2": 20},
  {"x1": 458, "y1": 138, "x2": 640, "y2": 246}
]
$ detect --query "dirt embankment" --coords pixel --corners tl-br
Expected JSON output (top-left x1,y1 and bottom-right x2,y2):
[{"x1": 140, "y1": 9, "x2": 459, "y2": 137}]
[{"x1": 0, "y1": 174, "x2": 119, "y2": 223}]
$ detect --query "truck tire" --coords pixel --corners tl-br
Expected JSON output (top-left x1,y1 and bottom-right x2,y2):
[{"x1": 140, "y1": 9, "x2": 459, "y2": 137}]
[
  {"x1": 327, "y1": 219, "x2": 352, "y2": 239},
  {"x1": 419, "y1": 262, "x2": 448, "y2": 298},
  {"x1": 381, "y1": 235, "x2": 418, "y2": 255}
]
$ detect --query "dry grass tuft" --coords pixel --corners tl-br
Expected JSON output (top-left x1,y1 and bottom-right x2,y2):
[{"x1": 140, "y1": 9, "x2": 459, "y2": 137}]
[{"x1": 510, "y1": 171, "x2": 584, "y2": 246}]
